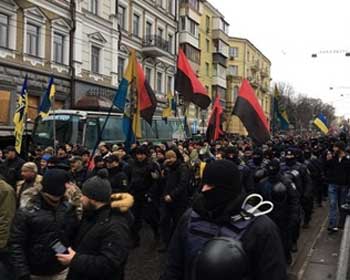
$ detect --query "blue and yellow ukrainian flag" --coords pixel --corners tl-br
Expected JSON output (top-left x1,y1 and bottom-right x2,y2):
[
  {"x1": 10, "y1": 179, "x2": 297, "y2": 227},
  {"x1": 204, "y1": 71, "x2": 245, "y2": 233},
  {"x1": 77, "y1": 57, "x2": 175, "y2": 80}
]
[
  {"x1": 313, "y1": 113, "x2": 329, "y2": 134},
  {"x1": 38, "y1": 76, "x2": 56, "y2": 118},
  {"x1": 13, "y1": 75, "x2": 29, "y2": 154},
  {"x1": 273, "y1": 86, "x2": 289, "y2": 130}
]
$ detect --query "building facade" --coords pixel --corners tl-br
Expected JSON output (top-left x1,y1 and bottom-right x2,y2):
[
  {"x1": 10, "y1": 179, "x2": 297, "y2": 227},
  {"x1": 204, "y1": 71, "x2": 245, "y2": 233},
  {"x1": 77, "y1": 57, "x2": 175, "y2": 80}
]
[
  {"x1": 226, "y1": 37, "x2": 272, "y2": 135},
  {"x1": 117, "y1": 0, "x2": 177, "y2": 115}
]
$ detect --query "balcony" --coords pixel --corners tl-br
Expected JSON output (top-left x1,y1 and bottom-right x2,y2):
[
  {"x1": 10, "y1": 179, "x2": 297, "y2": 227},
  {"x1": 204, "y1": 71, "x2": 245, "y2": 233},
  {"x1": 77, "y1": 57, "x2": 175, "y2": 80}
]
[
  {"x1": 212, "y1": 76, "x2": 227, "y2": 89},
  {"x1": 212, "y1": 53, "x2": 227, "y2": 66},
  {"x1": 261, "y1": 69, "x2": 269, "y2": 78},
  {"x1": 250, "y1": 62, "x2": 259, "y2": 73},
  {"x1": 142, "y1": 35, "x2": 171, "y2": 57},
  {"x1": 212, "y1": 29, "x2": 229, "y2": 43}
]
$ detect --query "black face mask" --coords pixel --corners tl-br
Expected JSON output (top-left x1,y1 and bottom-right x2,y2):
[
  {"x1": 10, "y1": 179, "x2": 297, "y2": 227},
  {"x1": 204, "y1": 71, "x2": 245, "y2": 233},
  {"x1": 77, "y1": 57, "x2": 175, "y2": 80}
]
[{"x1": 202, "y1": 187, "x2": 236, "y2": 212}]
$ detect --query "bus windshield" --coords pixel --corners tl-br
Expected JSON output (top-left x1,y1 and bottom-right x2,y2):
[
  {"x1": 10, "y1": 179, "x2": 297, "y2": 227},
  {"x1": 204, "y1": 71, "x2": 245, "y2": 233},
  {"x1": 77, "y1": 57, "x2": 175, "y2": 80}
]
[{"x1": 33, "y1": 114, "x2": 81, "y2": 147}]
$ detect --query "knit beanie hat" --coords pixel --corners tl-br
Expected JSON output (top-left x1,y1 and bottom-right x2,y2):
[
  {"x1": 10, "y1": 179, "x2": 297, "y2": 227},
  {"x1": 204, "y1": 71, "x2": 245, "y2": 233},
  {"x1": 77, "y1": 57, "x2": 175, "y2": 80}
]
[
  {"x1": 202, "y1": 160, "x2": 241, "y2": 196},
  {"x1": 82, "y1": 169, "x2": 112, "y2": 203},
  {"x1": 42, "y1": 169, "x2": 70, "y2": 197}
]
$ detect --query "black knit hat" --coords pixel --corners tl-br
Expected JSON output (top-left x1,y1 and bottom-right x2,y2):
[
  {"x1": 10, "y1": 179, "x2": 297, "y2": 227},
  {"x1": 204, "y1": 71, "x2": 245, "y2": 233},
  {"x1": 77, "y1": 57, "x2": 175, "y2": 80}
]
[
  {"x1": 42, "y1": 169, "x2": 70, "y2": 197},
  {"x1": 82, "y1": 169, "x2": 112, "y2": 203},
  {"x1": 202, "y1": 160, "x2": 241, "y2": 195}
]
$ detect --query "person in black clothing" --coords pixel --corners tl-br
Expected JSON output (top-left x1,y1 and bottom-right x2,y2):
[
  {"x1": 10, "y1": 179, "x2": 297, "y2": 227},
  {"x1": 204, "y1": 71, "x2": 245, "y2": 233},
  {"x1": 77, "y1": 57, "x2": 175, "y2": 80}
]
[
  {"x1": 161, "y1": 160, "x2": 287, "y2": 280},
  {"x1": 9, "y1": 169, "x2": 79, "y2": 280},
  {"x1": 0, "y1": 146, "x2": 25, "y2": 189},
  {"x1": 256, "y1": 159, "x2": 300, "y2": 264},
  {"x1": 57, "y1": 146, "x2": 70, "y2": 168},
  {"x1": 128, "y1": 145, "x2": 160, "y2": 247},
  {"x1": 69, "y1": 156, "x2": 88, "y2": 189},
  {"x1": 87, "y1": 156, "x2": 105, "y2": 178},
  {"x1": 225, "y1": 147, "x2": 255, "y2": 194},
  {"x1": 105, "y1": 155, "x2": 129, "y2": 193},
  {"x1": 158, "y1": 150, "x2": 190, "y2": 251},
  {"x1": 56, "y1": 170, "x2": 132, "y2": 280},
  {"x1": 324, "y1": 141, "x2": 350, "y2": 232}
]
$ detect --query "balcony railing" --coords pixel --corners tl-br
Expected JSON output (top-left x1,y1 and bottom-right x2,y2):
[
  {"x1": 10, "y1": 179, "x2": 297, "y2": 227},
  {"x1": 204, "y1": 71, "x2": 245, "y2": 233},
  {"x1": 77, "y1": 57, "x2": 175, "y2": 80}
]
[{"x1": 143, "y1": 35, "x2": 170, "y2": 52}]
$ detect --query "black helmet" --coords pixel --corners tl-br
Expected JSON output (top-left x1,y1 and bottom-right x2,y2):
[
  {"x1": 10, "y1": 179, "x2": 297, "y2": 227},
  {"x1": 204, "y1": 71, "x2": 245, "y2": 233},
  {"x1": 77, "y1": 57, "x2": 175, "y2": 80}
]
[
  {"x1": 271, "y1": 182, "x2": 288, "y2": 204},
  {"x1": 192, "y1": 237, "x2": 249, "y2": 280},
  {"x1": 267, "y1": 159, "x2": 280, "y2": 177}
]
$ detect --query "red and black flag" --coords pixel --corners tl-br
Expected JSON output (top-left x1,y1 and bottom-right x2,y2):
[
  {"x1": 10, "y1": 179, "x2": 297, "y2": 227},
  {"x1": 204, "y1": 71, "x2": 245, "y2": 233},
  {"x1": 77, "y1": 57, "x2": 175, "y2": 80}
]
[
  {"x1": 233, "y1": 79, "x2": 270, "y2": 144},
  {"x1": 137, "y1": 62, "x2": 157, "y2": 125},
  {"x1": 206, "y1": 95, "x2": 224, "y2": 142},
  {"x1": 175, "y1": 48, "x2": 211, "y2": 109}
]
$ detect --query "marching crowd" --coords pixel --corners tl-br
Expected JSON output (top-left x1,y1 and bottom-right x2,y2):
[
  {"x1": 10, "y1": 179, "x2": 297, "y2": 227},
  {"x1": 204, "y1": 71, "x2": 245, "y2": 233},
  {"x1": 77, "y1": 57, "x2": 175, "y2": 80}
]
[{"x1": 1, "y1": 134, "x2": 350, "y2": 280}]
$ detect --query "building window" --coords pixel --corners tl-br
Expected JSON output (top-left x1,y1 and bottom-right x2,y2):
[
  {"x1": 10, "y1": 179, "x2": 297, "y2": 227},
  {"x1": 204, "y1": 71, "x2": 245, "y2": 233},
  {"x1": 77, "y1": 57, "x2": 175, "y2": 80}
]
[
  {"x1": 146, "y1": 21, "x2": 152, "y2": 37},
  {"x1": 167, "y1": 76, "x2": 173, "y2": 92},
  {"x1": 229, "y1": 47, "x2": 238, "y2": 58},
  {"x1": 0, "y1": 14, "x2": 9, "y2": 48},
  {"x1": 26, "y1": 23, "x2": 39, "y2": 56},
  {"x1": 187, "y1": 0, "x2": 199, "y2": 11},
  {"x1": 91, "y1": 46, "x2": 100, "y2": 73},
  {"x1": 118, "y1": 6, "x2": 126, "y2": 30},
  {"x1": 90, "y1": 0, "x2": 98, "y2": 15},
  {"x1": 205, "y1": 16, "x2": 210, "y2": 31},
  {"x1": 157, "y1": 72, "x2": 163, "y2": 93},
  {"x1": 158, "y1": 27, "x2": 163, "y2": 39},
  {"x1": 168, "y1": 34, "x2": 173, "y2": 54},
  {"x1": 145, "y1": 67, "x2": 152, "y2": 82},
  {"x1": 233, "y1": 86, "x2": 239, "y2": 100},
  {"x1": 157, "y1": 0, "x2": 163, "y2": 8},
  {"x1": 189, "y1": 18, "x2": 196, "y2": 36},
  {"x1": 182, "y1": 43, "x2": 200, "y2": 64},
  {"x1": 132, "y1": 14, "x2": 140, "y2": 37},
  {"x1": 118, "y1": 57, "x2": 125, "y2": 81},
  {"x1": 228, "y1": 65, "x2": 238, "y2": 76},
  {"x1": 167, "y1": 0, "x2": 173, "y2": 14},
  {"x1": 53, "y1": 33, "x2": 64, "y2": 64},
  {"x1": 206, "y1": 39, "x2": 210, "y2": 52},
  {"x1": 180, "y1": 16, "x2": 186, "y2": 31},
  {"x1": 0, "y1": 90, "x2": 10, "y2": 124},
  {"x1": 205, "y1": 62, "x2": 209, "y2": 76}
]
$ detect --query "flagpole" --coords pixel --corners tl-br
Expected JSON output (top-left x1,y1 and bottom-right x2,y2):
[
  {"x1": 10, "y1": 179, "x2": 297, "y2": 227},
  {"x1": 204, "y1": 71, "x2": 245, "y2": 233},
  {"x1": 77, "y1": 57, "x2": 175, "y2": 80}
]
[{"x1": 52, "y1": 93, "x2": 57, "y2": 154}]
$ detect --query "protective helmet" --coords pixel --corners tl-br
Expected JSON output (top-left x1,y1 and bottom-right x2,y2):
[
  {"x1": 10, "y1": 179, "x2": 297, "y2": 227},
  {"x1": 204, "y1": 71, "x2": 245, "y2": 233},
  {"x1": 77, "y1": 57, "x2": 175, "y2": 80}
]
[
  {"x1": 267, "y1": 159, "x2": 280, "y2": 177},
  {"x1": 192, "y1": 237, "x2": 249, "y2": 280},
  {"x1": 271, "y1": 182, "x2": 288, "y2": 204}
]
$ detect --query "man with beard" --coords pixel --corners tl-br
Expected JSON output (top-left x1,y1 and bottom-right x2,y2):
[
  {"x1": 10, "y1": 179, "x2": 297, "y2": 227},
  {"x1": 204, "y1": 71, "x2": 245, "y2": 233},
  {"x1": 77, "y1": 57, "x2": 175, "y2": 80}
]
[
  {"x1": 105, "y1": 155, "x2": 129, "y2": 193},
  {"x1": 9, "y1": 169, "x2": 79, "y2": 280},
  {"x1": 128, "y1": 146, "x2": 161, "y2": 247},
  {"x1": 56, "y1": 169, "x2": 133, "y2": 280},
  {"x1": 324, "y1": 141, "x2": 350, "y2": 232},
  {"x1": 256, "y1": 159, "x2": 300, "y2": 264},
  {"x1": 158, "y1": 150, "x2": 190, "y2": 252},
  {"x1": 161, "y1": 160, "x2": 286, "y2": 280},
  {"x1": 16, "y1": 162, "x2": 43, "y2": 208}
]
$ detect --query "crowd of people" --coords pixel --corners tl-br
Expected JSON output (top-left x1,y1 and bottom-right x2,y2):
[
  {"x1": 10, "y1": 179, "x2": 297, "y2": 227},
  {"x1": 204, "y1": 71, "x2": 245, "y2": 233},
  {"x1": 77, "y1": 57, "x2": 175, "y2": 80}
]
[{"x1": 1, "y1": 133, "x2": 350, "y2": 280}]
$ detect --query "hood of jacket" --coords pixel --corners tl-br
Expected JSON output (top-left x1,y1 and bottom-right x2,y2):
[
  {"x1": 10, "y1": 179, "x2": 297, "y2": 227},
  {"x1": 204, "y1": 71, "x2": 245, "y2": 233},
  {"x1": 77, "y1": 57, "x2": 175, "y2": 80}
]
[{"x1": 110, "y1": 193, "x2": 134, "y2": 212}]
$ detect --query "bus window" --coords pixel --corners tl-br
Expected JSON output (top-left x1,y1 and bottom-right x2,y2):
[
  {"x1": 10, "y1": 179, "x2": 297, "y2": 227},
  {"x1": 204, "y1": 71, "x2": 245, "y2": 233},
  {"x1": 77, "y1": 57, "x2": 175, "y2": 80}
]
[
  {"x1": 99, "y1": 116, "x2": 124, "y2": 143},
  {"x1": 156, "y1": 119, "x2": 173, "y2": 140},
  {"x1": 85, "y1": 118, "x2": 99, "y2": 149},
  {"x1": 142, "y1": 120, "x2": 157, "y2": 139}
]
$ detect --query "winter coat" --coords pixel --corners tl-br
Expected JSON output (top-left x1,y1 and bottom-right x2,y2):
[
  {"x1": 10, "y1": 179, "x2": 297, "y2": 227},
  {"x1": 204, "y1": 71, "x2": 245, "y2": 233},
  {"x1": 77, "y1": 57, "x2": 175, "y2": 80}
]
[
  {"x1": 69, "y1": 167, "x2": 88, "y2": 189},
  {"x1": 0, "y1": 156, "x2": 25, "y2": 188},
  {"x1": 324, "y1": 154, "x2": 350, "y2": 186},
  {"x1": 16, "y1": 175, "x2": 43, "y2": 208},
  {"x1": 162, "y1": 161, "x2": 190, "y2": 207},
  {"x1": 9, "y1": 193, "x2": 79, "y2": 279},
  {"x1": 108, "y1": 165, "x2": 129, "y2": 193},
  {"x1": 161, "y1": 194, "x2": 287, "y2": 280},
  {"x1": 66, "y1": 193, "x2": 134, "y2": 280},
  {"x1": 0, "y1": 179, "x2": 16, "y2": 249}
]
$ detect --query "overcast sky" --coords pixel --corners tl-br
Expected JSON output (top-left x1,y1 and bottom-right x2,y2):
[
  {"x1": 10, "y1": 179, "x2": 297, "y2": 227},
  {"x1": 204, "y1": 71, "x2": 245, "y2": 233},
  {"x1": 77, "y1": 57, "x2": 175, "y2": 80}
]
[{"x1": 209, "y1": 0, "x2": 350, "y2": 117}]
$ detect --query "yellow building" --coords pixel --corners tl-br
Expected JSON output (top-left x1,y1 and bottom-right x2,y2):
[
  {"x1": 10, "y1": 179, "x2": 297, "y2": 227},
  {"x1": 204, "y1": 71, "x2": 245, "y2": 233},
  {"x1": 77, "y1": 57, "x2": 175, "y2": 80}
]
[
  {"x1": 226, "y1": 37, "x2": 272, "y2": 135},
  {"x1": 191, "y1": 0, "x2": 229, "y2": 134}
]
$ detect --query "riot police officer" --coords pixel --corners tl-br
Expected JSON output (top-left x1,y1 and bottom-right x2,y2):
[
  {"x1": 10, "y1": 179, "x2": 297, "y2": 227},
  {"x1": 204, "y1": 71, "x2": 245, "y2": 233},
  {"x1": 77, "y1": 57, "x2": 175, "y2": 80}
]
[
  {"x1": 247, "y1": 148, "x2": 270, "y2": 186},
  {"x1": 256, "y1": 159, "x2": 300, "y2": 264}
]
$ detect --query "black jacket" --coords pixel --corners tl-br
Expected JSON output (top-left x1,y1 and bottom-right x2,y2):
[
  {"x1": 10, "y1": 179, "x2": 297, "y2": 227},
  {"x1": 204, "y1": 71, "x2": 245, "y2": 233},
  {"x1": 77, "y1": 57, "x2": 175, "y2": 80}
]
[
  {"x1": 9, "y1": 194, "x2": 79, "y2": 279},
  {"x1": 324, "y1": 154, "x2": 350, "y2": 185},
  {"x1": 162, "y1": 161, "x2": 190, "y2": 206},
  {"x1": 108, "y1": 165, "x2": 129, "y2": 193},
  {"x1": 66, "y1": 205, "x2": 131, "y2": 280},
  {"x1": 161, "y1": 195, "x2": 287, "y2": 280},
  {"x1": 69, "y1": 167, "x2": 88, "y2": 189},
  {"x1": 0, "y1": 156, "x2": 25, "y2": 188}
]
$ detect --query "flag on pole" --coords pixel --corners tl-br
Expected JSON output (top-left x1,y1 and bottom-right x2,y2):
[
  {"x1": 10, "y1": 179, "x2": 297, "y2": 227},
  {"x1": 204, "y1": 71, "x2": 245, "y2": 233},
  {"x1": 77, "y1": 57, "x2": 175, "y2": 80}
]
[
  {"x1": 162, "y1": 91, "x2": 174, "y2": 121},
  {"x1": 313, "y1": 113, "x2": 329, "y2": 134},
  {"x1": 233, "y1": 79, "x2": 270, "y2": 144},
  {"x1": 13, "y1": 75, "x2": 29, "y2": 154},
  {"x1": 113, "y1": 50, "x2": 157, "y2": 148},
  {"x1": 175, "y1": 48, "x2": 211, "y2": 109},
  {"x1": 273, "y1": 85, "x2": 289, "y2": 130},
  {"x1": 206, "y1": 95, "x2": 224, "y2": 142},
  {"x1": 38, "y1": 76, "x2": 56, "y2": 118}
]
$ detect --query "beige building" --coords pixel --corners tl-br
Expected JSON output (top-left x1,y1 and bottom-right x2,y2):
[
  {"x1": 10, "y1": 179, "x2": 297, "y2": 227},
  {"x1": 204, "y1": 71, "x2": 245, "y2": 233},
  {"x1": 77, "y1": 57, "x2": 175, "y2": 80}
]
[{"x1": 226, "y1": 37, "x2": 272, "y2": 135}]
